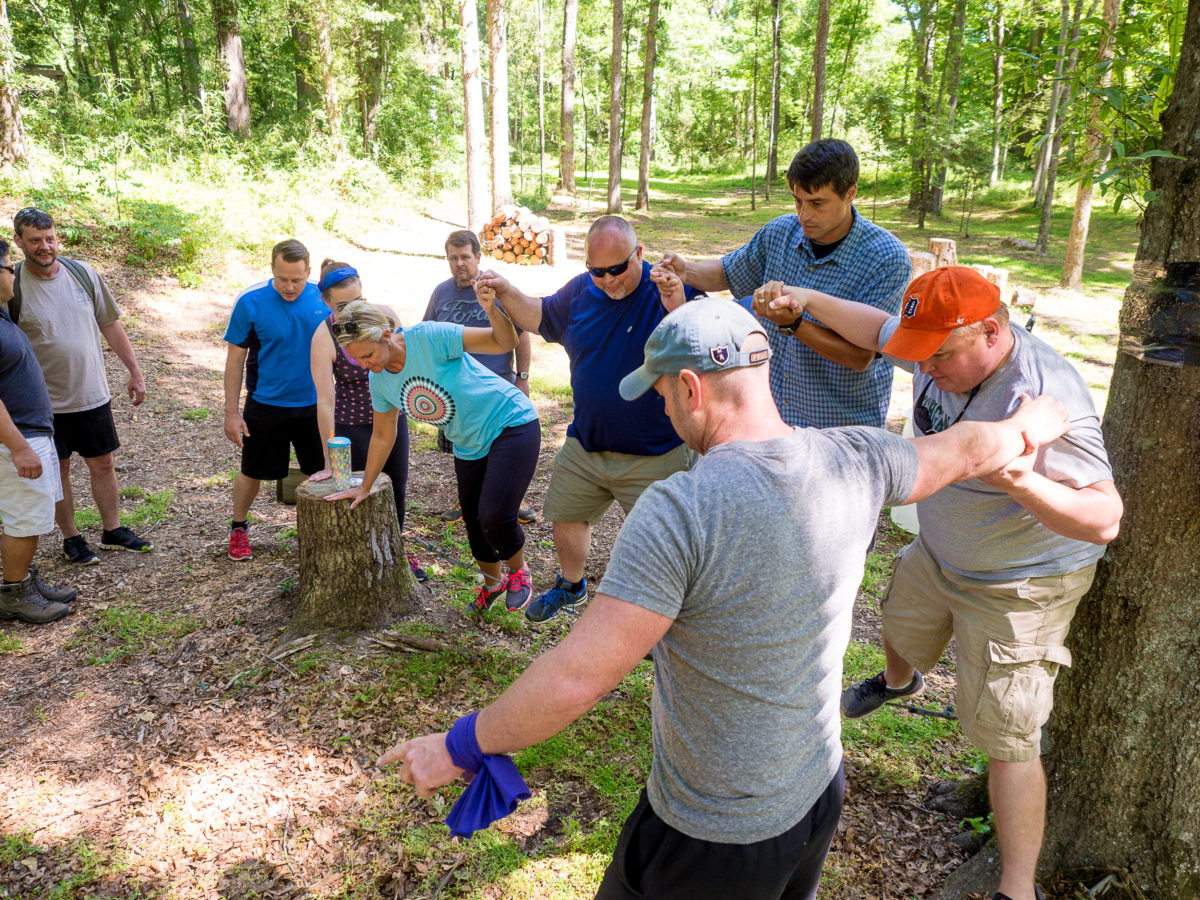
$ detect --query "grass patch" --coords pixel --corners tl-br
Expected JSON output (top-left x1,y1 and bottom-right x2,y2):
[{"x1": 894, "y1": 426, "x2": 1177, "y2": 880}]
[
  {"x1": 181, "y1": 407, "x2": 211, "y2": 422},
  {"x1": 74, "y1": 488, "x2": 174, "y2": 532},
  {"x1": 409, "y1": 420, "x2": 439, "y2": 454},
  {"x1": 0, "y1": 631, "x2": 24, "y2": 655},
  {"x1": 0, "y1": 829, "x2": 41, "y2": 864},
  {"x1": 204, "y1": 468, "x2": 239, "y2": 487},
  {"x1": 67, "y1": 602, "x2": 200, "y2": 665}
]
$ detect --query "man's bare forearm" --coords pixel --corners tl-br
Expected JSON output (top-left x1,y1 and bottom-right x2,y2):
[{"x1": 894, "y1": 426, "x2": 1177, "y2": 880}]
[{"x1": 683, "y1": 258, "x2": 730, "y2": 293}]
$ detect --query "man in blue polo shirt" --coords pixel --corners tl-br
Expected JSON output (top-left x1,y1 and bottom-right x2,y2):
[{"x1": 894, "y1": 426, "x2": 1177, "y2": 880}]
[
  {"x1": 474, "y1": 216, "x2": 699, "y2": 625},
  {"x1": 662, "y1": 139, "x2": 911, "y2": 428},
  {"x1": 222, "y1": 239, "x2": 329, "y2": 560}
]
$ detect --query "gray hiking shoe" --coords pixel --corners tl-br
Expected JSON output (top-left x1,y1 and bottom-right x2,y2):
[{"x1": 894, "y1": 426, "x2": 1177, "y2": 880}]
[
  {"x1": 29, "y1": 564, "x2": 77, "y2": 605},
  {"x1": 0, "y1": 577, "x2": 72, "y2": 624},
  {"x1": 840, "y1": 670, "x2": 925, "y2": 718}
]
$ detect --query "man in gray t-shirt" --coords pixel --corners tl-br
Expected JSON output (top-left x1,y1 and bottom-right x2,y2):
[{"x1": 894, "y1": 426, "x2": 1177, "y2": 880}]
[
  {"x1": 377, "y1": 296, "x2": 1075, "y2": 900},
  {"x1": 758, "y1": 267, "x2": 1122, "y2": 900}
]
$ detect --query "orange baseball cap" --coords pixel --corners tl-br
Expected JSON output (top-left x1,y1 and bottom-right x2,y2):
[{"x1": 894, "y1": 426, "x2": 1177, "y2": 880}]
[{"x1": 882, "y1": 266, "x2": 1002, "y2": 361}]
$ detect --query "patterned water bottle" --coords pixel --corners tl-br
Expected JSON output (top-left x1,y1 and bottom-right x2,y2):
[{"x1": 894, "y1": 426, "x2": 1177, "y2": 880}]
[{"x1": 328, "y1": 434, "x2": 353, "y2": 490}]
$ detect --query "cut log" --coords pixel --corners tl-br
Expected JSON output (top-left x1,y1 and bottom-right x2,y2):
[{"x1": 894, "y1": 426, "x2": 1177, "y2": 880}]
[
  {"x1": 909, "y1": 249, "x2": 937, "y2": 277},
  {"x1": 1010, "y1": 288, "x2": 1039, "y2": 310},
  {"x1": 547, "y1": 226, "x2": 567, "y2": 267},
  {"x1": 984, "y1": 267, "x2": 1009, "y2": 294},
  {"x1": 929, "y1": 238, "x2": 958, "y2": 268},
  {"x1": 289, "y1": 473, "x2": 423, "y2": 637}
]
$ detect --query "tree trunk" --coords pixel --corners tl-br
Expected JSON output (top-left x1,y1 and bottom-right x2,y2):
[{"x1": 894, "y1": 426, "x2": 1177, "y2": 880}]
[
  {"x1": 827, "y1": 0, "x2": 864, "y2": 138},
  {"x1": 607, "y1": 0, "x2": 623, "y2": 213},
  {"x1": 1034, "y1": 0, "x2": 1071, "y2": 207},
  {"x1": 355, "y1": 0, "x2": 386, "y2": 152},
  {"x1": 536, "y1": 0, "x2": 545, "y2": 186},
  {"x1": 213, "y1": 0, "x2": 250, "y2": 136},
  {"x1": 95, "y1": 0, "x2": 121, "y2": 81},
  {"x1": 635, "y1": 0, "x2": 660, "y2": 211},
  {"x1": 766, "y1": 0, "x2": 783, "y2": 188},
  {"x1": 930, "y1": 0, "x2": 968, "y2": 214},
  {"x1": 460, "y1": 0, "x2": 487, "y2": 231},
  {"x1": 1060, "y1": 0, "x2": 1119, "y2": 290},
  {"x1": 488, "y1": 0, "x2": 513, "y2": 211},
  {"x1": 312, "y1": 1, "x2": 344, "y2": 156},
  {"x1": 1041, "y1": 4, "x2": 1200, "y2": 893},
  {"x1": 291, "y1": 4, "x2": 317, "y2": 112},
  {"x1": 1035, "y1": 0, "x2": 1084, "y2": 255},
  {"x1": 0, "y1": 0, "x2": 26, "y2": 167},
  {"x1": 558, "y1": 0, "x2": 578, "y2": 194},
  {"x1": 176, "y1": 0, "x2": 204, "y2": 108},
  {"x1": 289, "y1": 475, "x2": 422, "y2": 637},
  {"x1": 810, "y1": 0, "x2": 830, "y2": 142},
  {"x1": 906, "y1": 0, "x2": 936, "y2": 210},
  {"x1": 750, "y1": 0, "x2": 761, "y2": 211},
  {"x1": 988, "y1": 7, "x2": 1006, "y2": 187}
]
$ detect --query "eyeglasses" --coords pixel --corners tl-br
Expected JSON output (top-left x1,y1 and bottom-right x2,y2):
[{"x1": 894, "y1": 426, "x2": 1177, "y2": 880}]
[
  {"x1": 331, "y1": 320, "x2": 365, "y2": 338},
  {"x1": 585, "y1": 246, "x2": 638, "y2": 279},
  {"x1": 913, "y1": 381, "x2": 981, "y2": 434}
]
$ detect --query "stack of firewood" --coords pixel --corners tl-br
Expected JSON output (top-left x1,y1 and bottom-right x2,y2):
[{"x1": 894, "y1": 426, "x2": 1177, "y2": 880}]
[{"x1": 481, "y1": 205, "x2": 552, "y2": 265}]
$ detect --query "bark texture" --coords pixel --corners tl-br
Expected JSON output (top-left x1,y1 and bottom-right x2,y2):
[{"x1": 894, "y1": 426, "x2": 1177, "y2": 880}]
[
  {"x1": 810, "y1": 0, "x2": 829, "y2": 142},
  {"x1": 635, "y1": 0, "x2": 660, "y2": 211},
  {"x1": 459, "y1": 0, "x2": 487, "y2": 232},
  {"x1": 607, "y1": 0, "x2": 624, "y2": 213},
  {"x1": 213, "y1": 0, "x2": 250, "y2": 136},
  {"x1": 487, "y1": 0, "x2": 513, "y2": 210},
  {"x1": 0, "y1": 0, "x2": 27, "y2": 167},
  {"x1": 1040, "y1": 1, "x2": 1200, "y2": 894},
  {"x1": 290, "y1": 475, "x2": 421, "y2": 636},
  {"x1": 557, "y1": 0, "x2": 578, "y2": 194}
]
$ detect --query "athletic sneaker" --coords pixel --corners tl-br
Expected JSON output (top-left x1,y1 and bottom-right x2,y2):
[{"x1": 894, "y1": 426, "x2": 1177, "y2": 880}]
[
  {"x1": 525, "y1": 575, "x2": 588, "y2": 625},
  {"x1": 100, "y1": 526, "x2": 153, "y2": 552},
  {"x1": 503, "y1": 567, "x2": 532, "y2": 612},
  {"x1": 840, "y1": 669, "x2": 925, "y2": 719},
  {"x1": 469, "y1": 581, "x2": 506, "y2": 612},
  {"x1": 517, "y1": 506, "x2": 538, "y2": 524},
  {"x1": 0, "y1": 577, "x2": 72, "y2": 624},
  {"x1": 28, "y1": 564, "x2": 77, "y2": 605},
  {"x1": 63, "y1": 535, "x2": 99, "y2": 566},
  {"x1": 407, "y1": 553, "x2": 428, "y2": 582},
  {"x1": 228, "y1": 525, "x2": 253, "y2": 561}
]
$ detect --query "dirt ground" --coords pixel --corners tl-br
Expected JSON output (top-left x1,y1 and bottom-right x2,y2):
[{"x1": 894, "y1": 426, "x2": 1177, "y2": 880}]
[{"x1": 0, "y1": 199, "x2": 1121, "y2": 899}]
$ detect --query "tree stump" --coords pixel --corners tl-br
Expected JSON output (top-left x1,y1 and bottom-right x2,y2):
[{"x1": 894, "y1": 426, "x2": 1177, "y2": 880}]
[
  {"x1": 547, "y1": 226, "x2": 567, "y2": 266},
  {"x1": 288, "y1": 473, "x2": 423, "y2": 636},
  {"x1": 1010, "y1": 287, "x2": 1038, "y2": 310},
  {"x1": 983, "y1": 267, "x2": 1009, "y2": 295},
  {"x1": 909, "y1": 249, "x2": 937, "y2": 277},
  {"x1": 928, "y1": 237, "x2": 958, "y2": 268}
]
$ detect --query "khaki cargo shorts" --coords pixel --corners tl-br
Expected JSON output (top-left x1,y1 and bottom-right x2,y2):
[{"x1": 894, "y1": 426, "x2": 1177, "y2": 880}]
[
  {"x1": 543, "y1": 437, "x2": 693, "y2": 523},
  {"x1": 881, "y1": 536, "x2": 1096, "y2": 762}
]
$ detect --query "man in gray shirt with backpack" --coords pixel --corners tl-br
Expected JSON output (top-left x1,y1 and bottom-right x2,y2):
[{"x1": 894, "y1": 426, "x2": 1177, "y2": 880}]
[{"x1": 10, "y1": 207, "x2": 152, "y2": 565}]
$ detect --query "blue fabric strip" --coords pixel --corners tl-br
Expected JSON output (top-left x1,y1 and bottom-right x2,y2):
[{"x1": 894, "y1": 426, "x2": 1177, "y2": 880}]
[{"x1": 443, "y1": 712, "x2": 531, "y2": 838}]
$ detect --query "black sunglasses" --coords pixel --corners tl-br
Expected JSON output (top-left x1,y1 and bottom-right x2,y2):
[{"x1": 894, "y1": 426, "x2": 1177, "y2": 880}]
[
  {"x1": 585, "y1": 246, "x2": 638, "y2": 279},
  {"x1": 331, "y1": 320, "x2": 365, "y2": 338}
]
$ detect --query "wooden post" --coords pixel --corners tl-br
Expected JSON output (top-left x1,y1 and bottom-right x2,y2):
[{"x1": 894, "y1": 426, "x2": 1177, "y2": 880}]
[
  {"x1": 909, "y1": 249, "x2": 937, "y2": 276},
  {"x1": 547, "y1": 225, "x2": 567, "y2": 266},
  {"x1": 983, "y1": 266, "x2": 1009, "y2": 295},
  {"x1": 928, "y1": 237, "x2": 958, "y2": 267},
  {"x1": 288, "y1": 473, "x2": 423, "y2": 637}
]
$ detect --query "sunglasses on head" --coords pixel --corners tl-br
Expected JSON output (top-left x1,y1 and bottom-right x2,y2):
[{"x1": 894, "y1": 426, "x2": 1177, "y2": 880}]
[
  {"x1": 331, "y1": 320, "x2": 366, "y2": 338},
  {"x1": 585, "y1": 246, "x2": 638, "y2": 279}
]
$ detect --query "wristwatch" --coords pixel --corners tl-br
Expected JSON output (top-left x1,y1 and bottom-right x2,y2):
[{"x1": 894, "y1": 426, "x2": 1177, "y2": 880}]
[
  {"x1": 776, "y1": 317, "x2": 802, "y2": 337},
  {"x1": 516, "y1": 371, "x2": 530, "y2": 380}
]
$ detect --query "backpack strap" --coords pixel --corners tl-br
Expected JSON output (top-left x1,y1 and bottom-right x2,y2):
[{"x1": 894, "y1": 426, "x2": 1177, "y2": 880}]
[
  {"x1": 7, "y1": 261, "x2": 21, "y2": 324},
  {"x1": 7, "y1": 257, "x2": 97, "y2": 323}
]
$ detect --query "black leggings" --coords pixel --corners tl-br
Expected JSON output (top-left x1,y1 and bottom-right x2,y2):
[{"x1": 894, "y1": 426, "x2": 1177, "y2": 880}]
[
  {"x1": 453, "y1": 420, "x2": 540, "y2": 564},
  {"x1": 339, "y1": 419, "x2": 409, "y2": 532}
]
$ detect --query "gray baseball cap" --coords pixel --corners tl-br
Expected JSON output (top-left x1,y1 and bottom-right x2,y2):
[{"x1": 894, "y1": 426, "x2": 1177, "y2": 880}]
[{"x1": 619, "y1": 297, "x2": 772, "y2": 400}]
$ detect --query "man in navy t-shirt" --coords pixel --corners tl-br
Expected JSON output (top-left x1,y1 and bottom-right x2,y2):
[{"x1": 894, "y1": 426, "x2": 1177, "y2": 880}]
[
  {"x1": 221, "y1": 239, "x2": 329, "y2": 561},
  {"x1": 424, "y1": 230, "x2": 536, "y2": 525},
  {"x1": 475, "y1": 216, "x2": 699, "y2": 625}
]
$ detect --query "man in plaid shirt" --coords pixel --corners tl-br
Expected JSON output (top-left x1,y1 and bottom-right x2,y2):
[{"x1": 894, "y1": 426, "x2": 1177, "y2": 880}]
[{"x1": 663, "y1": 139, "x2": 911, "y2": 428}]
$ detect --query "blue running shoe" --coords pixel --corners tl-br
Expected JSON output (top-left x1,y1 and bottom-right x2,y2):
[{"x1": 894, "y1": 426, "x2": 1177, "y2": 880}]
[{"x1": 525, "y1": 575, "x2": 588, "y2": 625}]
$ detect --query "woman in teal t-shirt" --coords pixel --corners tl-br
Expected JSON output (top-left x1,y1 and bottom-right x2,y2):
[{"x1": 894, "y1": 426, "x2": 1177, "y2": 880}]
[{"x1": 326, "y1": 299, "x2": 540, "y2": 614}]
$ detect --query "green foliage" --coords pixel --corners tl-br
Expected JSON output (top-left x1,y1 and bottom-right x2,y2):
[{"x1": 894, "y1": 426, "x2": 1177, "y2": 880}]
[
  {"x1": 67, "y1": 603, "x2": 199, "y2": 665},
  {"x1": 0, "y1": 631, "x2": 23, "y2": 655}
]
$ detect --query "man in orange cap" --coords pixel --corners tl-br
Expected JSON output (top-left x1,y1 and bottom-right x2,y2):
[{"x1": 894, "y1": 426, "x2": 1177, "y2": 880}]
[{"x1": 755, "y1": 267, "x2": 1124, "y2": 900}]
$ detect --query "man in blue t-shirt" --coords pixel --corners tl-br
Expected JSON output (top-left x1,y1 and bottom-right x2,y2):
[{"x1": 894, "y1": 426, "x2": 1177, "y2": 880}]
[
  {"x1": 662, "y1": 139, "x2": 912, "y2": 429},
  {"x1": 221, "y1": 239, "x2": 329, "y2": 561},
  {"x1": 424, "y1": 229, "x2": 536, "y2": 525},
  {"x1": 475, "y1": 216, "x2": 699, "y2": 625}
]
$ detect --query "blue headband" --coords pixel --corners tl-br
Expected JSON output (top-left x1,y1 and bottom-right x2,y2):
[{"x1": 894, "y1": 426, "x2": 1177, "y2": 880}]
[{"x1": 318, "y1": 266, "x2": 359, "y2": 293}]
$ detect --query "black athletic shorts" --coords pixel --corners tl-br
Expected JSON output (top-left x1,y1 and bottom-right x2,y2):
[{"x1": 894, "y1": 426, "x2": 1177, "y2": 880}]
[
  {"x1": 240, "y1": 397, "x2": 324, "y2": 481},
  {"x1": 595, "y1": 764, "x2": 845, "y2": 900},
  {"x1": 53, "y1": 401, "x2": 120, "y2": 460}
]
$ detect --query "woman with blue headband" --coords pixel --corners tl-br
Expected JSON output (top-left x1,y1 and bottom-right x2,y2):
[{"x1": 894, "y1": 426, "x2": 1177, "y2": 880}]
[
  {"x1": 310, "y1": 259, "x2": 425, "y2": 581},
  {"x1": 326, "y1": 295, "x2": 540, "y2": 615}
]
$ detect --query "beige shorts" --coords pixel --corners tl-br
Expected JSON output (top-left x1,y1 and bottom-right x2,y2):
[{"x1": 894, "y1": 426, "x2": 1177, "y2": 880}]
[
  {"x1": 881, "y1": 536, "x2": 1096, "y2": 762},
  {"x1": 543, "y1": 437, "x2": 693, "y2": 523},
  {"x1": 0, "y1": 436, "x2": 63, "y2": 538}
]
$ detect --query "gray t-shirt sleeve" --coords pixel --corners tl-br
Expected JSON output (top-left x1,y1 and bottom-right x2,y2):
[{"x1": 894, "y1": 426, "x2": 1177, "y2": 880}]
[
  {"x1": 597, "y1": 479, "x2": 699, "y2": 620},
  {"x1": 86, "y1": 264, "x2": 121, "y2": 328},
  {"x1": 825, "y1": 426, "x2": 920, "y2": 508}
]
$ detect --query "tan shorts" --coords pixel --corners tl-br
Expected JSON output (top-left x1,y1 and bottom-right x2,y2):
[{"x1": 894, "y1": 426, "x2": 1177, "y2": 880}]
[
  {"x1": 0, "y1": 436, "x2": 63, "y2": 538},
  {"x1": 881, "y1": 536, "x2": 1096, "y2": 762},
  {"x1": 543, "y1": 437, "x2": 693, "y2": 523}
]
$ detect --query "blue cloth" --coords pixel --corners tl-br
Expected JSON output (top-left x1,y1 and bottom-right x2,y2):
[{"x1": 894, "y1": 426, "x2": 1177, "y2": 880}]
[
  {"x1": 224, "y1": 279, "x2": 328, "y2": 407},
  {"x1": 0, "y1": 308, "x2": 54, "y2": 438},
  {"x1": 722, "y1": 208, "x2": 911, "y2": 428},
  {"x1": 443, "y1": 712, "x2": 531, "y2": 839},
  {"x1": 540, "y1": 262, "x2": 698, "y2": 456},
  {"x1": 368, "y1": 321, "x2": 538, "y2": 460},
  {"x1": 423, "y1": 279, "x2": 518, "y2": 382},
  {"x1": 317, "y1": 266, "x2": 358, "y2": 293}
]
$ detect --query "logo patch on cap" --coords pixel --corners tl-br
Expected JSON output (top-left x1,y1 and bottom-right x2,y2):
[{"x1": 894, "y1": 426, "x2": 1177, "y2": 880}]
[
  {"x1": 749, "y1": 348, "x2": 770, "y2": 364},
  {"x1": 903, "y1": 296, "x2": 920, "y2": 318},
  {"x1": 710, "y1": 345, "x2": 730, "y2": 365}
]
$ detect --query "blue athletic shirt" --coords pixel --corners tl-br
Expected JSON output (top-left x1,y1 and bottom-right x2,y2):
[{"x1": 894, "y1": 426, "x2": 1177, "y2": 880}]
[
  {"x1": 224, "y1": 279, "x2": 328, "y2": 407},
  {"x1": 369, "y1": 321, "x2": 538, "y2": 460},
  {"x1": 539, "y1": 262, "x2": 697, "y2": 456}
]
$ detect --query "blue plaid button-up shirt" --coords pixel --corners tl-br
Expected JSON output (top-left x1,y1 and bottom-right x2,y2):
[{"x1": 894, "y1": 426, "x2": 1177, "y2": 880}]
[{"x1": 722, "y1": 209, "x2": 911, "y2": 428}]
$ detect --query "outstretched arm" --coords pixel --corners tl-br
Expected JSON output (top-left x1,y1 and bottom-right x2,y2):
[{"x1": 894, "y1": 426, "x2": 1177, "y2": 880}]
[
  {"x1": 751, "y1": 282, "x2": 875, "y2": 371},
  {"x1": 462, "y1": 283, "x2": 520, "y2": 354},
  {"x1": 758, "y1": 283, "x2": 891, "y2": 352},
  {"x1": 978, "y1": 454, "x2": 1122, "y2": 544},
  {"x1": 660, "y1": 251, "x2": 730, "y2": 293},
  {"x1": 473, "y1": 270, "x2": 544, "y2": 333}
]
